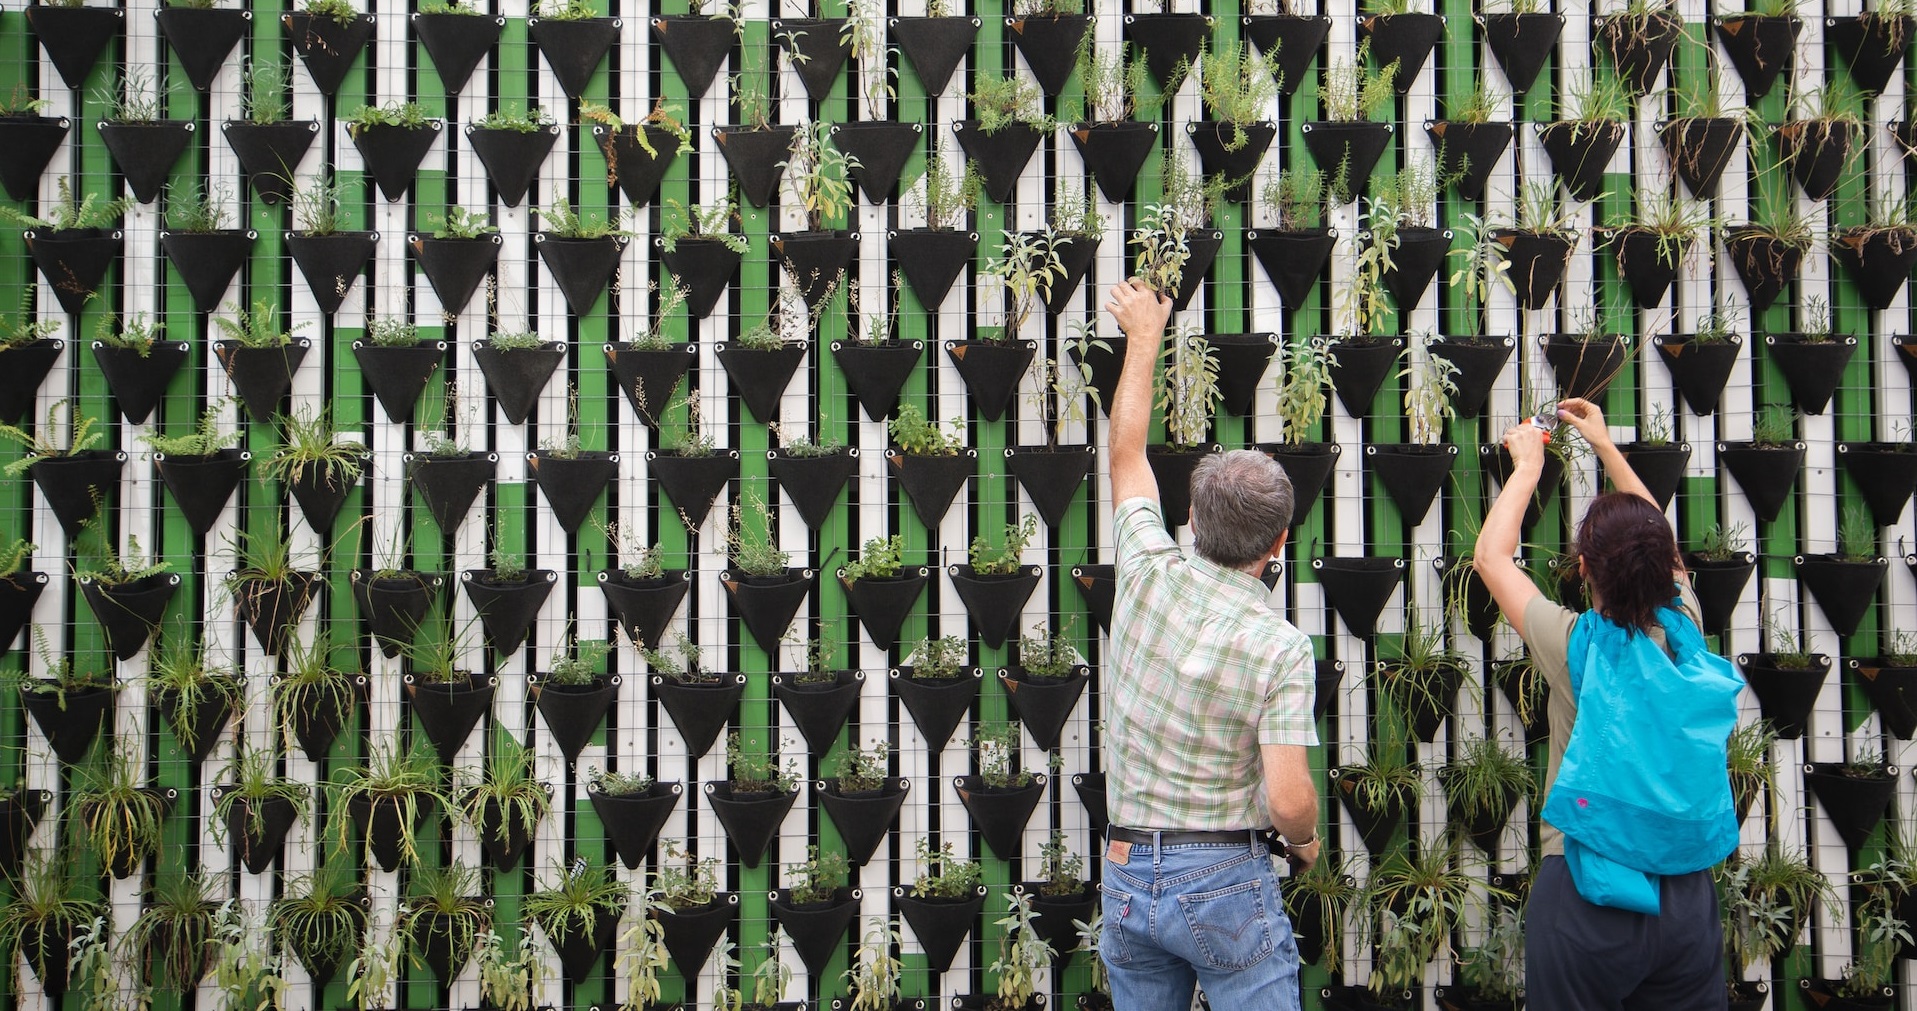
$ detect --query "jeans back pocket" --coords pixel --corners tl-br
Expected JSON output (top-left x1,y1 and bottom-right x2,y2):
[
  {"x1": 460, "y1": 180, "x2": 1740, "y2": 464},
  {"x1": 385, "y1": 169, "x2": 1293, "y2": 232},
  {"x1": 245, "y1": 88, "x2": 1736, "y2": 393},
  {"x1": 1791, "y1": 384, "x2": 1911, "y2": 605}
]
[{"x1": 1177, "y1": 878, "x2": 1276, "y2": 970}]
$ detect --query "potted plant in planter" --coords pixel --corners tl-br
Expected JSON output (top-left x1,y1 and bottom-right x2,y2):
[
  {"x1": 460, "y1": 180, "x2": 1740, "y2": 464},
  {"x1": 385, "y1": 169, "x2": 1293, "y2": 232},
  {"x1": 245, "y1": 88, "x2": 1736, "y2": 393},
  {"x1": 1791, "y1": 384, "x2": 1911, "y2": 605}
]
[
  {"x1": 400, "y1": 860, "x2": 491, "y2": 983},
  {"x1": 351, "y1": 316, "x2": 444, "y2": 424},
  {"x1": 651, "y1": 0, "x2": 736, "y2": 99},
  {"x1": 588, "y1": 768, "x2": 682, "y2": 871},
  {"x1": 1543, "y1": 305, "x2": 1630, "y2": 406},
  {"x1": 470, "y1": 328, "x2": 560, "y2": 426},
  {"x1": 1607, "y1": 189, "x2": 1710, "y2": 309},
  {"x1": 125, "y1": 872, "x2": 221, "y2": 992},
  {"x1": 894, "y1": 635, "x2": 981, "y2": 751},
  {"x1": 998, "y1": 623, "x2": 1089, "y2": 751},
  {"x1": 1042, "y1": 182, "x2": 1108, "y2": 315},
  {"x1": 145, "y1": 634, "x2": 242, "y2": 766},
  {"x1": 718, "y1": 493, "x2": 812, "y2": 653},
  {"x1": 0, "y1": 296, "x2": 64, "y2": 427},
  {"x1": 284, "y1": 171, "x2": 378, "y2": 316},
  {"x1": 341, "y1": 100, "x2": 440, "y2": 201},
  {"x1": 1006, "y1": 0, "x2": 1089, "y2": 97},
  {"x1": 1249, "y1": 166, "x2": 1335, "y2": 313},
  {"x1": 955, "y1": 73, "x2": 1051, "y2": 204},
  {"x1": 649, "y1": 841, "x2": 735, "y2": 974},
  {"x1": 1122, "y1": 3, "x2": 1211, "y2": 89},
  {"x1": 1429, "y1": 217, "x2": 1516, "y2": 421},
  {"x1": 413, "y1": 0, "x2": 504, "y2": 95},
  {"x1": 0, "y1": 855, "x2": 104, "y2": 997},
  {"x1": 398, "y1": 616, "x2": 496, "y2": 764},
  {"x1": 1777, "y1": 79, "x2": 1866, "y2": 201},
  {"x1": 831, "y1": 0, "x2": 916, "y2": 203},
  {"x1": 0, "y1": 85, "x2": 68, "y2": 204},
  {"x1": 1347, "y1": 845, "x2": 1502, "y2": 1010},
  {"x1": 769, "y1": 638, "x2": 862, "y2": 756},
  {"x1": 1723, "y1": 203, "x2": 1812, "y2": 316},
  {"x1": 895, "y1": 838, "x2": 989, "y2": 973},
  {"x1": 1594, "y1": 0, "x2": 1683, "y2": 95},
  {"x1": 1006, "y1": 351, "x2": 1097, "y2": 527},
  {"x1": 331, "y1": 738, "x2": 447, "y2": 872},
  {"x1": 890, "y1": 0, "x2": 979, "y2": 97},
  {"x1": 1252, "y1": 335, "x2": 1340, "y2": 526},
  {"x1": 773, "y1": 119, "x2": 859, "y2": 311},
  {"x1": 1827, "y1": 0, "x2": 1916, "y2": 94},
  {"x1": 258, "y1": 407, "x2": 364, "y2": 536},
  {"x1": 528, "y1": 386, "x2": 619, "y2": 534},
  {"x1": 1849, "y1": 630, "x2": 1917, "y2": 739},
  {"x1": 90, "y1": 311, "x2": 190, "y2": 425},
  {"x1": 1714, "y1": 0, "x2": 1801, "y2": 100},
  {"x1": 0, "y1": 176, "x2": 134, "y2": 315},
  {"x1": 1332, "y1": 734, "x2": 1422, "y2": 855},
  {"x1": 1148, "y1": 323, "x2": 1224, "y2": 527},
  {"x1": 407, "y1": 206, "x2": 501, "y2": 315},
  {"x1": 716, "y1": 51, "x2": 797, "y2": 208},
  {"x1": 531, "y1": 192, "x2": 630, "y2": 316},
  {"x1": 1303, "y1": 41, "x2": 1398, "y2": 203},
  {"x1": 1133, "y1": 153, "x2": 1231, "y2": 312},
  {"x1": 211, "y1": 745, "x2": 309, "y2": 874},
  {"x1": 139, "y1": 403, "x2": 247, "y2": 536},
  {"x1": 1615, "y1": 406, "x2": 1691, "y2": 510},
  {"x1": 1437, "y1": 904, "x2": 1524, "y2": 1009},
  {"x1": 838, "y1": 534, "x2": 928, "y2": 651},
  {"x1": 461, "y1": 525, "x2": 555, "y2": 659},
  {"x1": 838, "y1": 917, "x2": 904, "y2": 1011},
  {"x1": 220, "y1": 59, "x2": 315, "y2": 206},
  {"x1": 1023, "y1": 830, "x2": 1095, "y2": 957},
  {"x1": 1439, "y1": 735, "x2": 1532, "y2": 854},
  {"x1": 407, "y1": 382, "x2": 496, "y2": 533},
  {"x1": 1718, "y1": 402, "x2": 1804, "y2": 524},
  {"x1": 1805, "y1": 748, "x2": 1900, "y2": 851},
  {"x1": 283, "y1": 0, "x2": 373, "y2": 95},
  {"x1": 1794, "y1": 503, "x2": 1886, "y2": 638},
  {"x1": 605, "y1": 277, "x2": 694, "y2": 428},
  {"x1": 829, "y1": 273, "x2": 919, "y2": 422},
  {"x1": 660, "y1": 195, "x2": 747, "y2": 319},
  {"x1": 1490, "y1": 181, "x2": 1580, "y2": 313},
  {"x1": 1538, "y1": 71, "x2": 1630, "y2": 202},
  {"x1": 818, "y1": 739, "x2": 908, "y2": 865},
  {"x1": 472, "y1": 927, "x2": 545, "y2": 1011},
  {"x1": 1376, "y1": 617, "x2": 1472, "y2": 742},
  {"x1": 1736, "y1": 608, "x2": 1828, "y2": 739},
  {"x1": 979, "y1": 890, "x2": 1055, "y2": 1010},
  {"x1": 889, "y1": 148, "x2": 980, "y2": 310},
  {"x1": 72, "y1": 739, "x2": 174, "y2": 879},
  {"x1": 886, "y1": 403, "x2": 976, "y2": 529},
  {"x1": 456, "y1": 732, "x2": 551, "y2": 871},
  {"x1": 1427, "y1": 81, "x2": 1512, "y2": 202},
  {"x1": 720, "y1": 312, "x2": 810, "y2": 425},
  {"x1": 1369, "y1": 158, "x2": 1452, "y2": 313},
  {"x1": 1659, "y1": 76, "x2": 1747, "y2": 198},
  {"x1": 526, "y1": 857, "x2": 628, "y2": 983},
  {"x1": 595, "y1": 520, "x2": 690, "y2": 651},
  {"x1": 1831, "y1": 195, "x2": 1917, "y2": 311},
  {"x1": 949, "y1": 515, "x2": 1042, "y2": 650},
  {"x1": 528, "y1": 0, "x2": 620, "y2": 99},
  {"x1": 582, "y1": 97, "x2": 693, "y2": 208},
  {"x1": 464, "y1": 104, "x2": 556, "y2": 207},
  {"x1": 1243, "y1": 0, "x2": 1334, "y2": 99},
  {"x1": 1283, "y1": 853, "x2": 1360, "y2": 970},
  {"x1": 1191, "y1": 42, "x2": 1281, "y2": 200},
  {"x1": 72, "y1": 533, "x2": 177, "y2": 665},
  {"x1": 528, "y1": 637, "x2": 615, "y2": 762},
  {"x1": 1654, "y1": 307, "x2": 1744, "y2": 416},
  {"x1": 707, "y1": 732, "x2": 801, "y2": 867},
  {"x1": 770, "y1": 845, "x2": 857, "y2": 977},
  {"x1": 1725, "y1": 719, "x2": 1778, "y2": 825},
  {"x1": 650, "y1": 396, "x2": 741, "y2": 530},
  {"x1": 1717, "y1": 846, "x2": 1831, "y2": 968},
  {"x1": 956, "y1": 722, "x2": 1046, "y2": 860},
  {"x1": 93, "y1": 66, "x2": 193, "y2": 205},
  {"x1": 271, "y1": 635, "x2": 358, "y2": 762},
  {"x1": 268, "y1": 861, "x2": 363, "y2": 985},
  {"x1": 1359, "y1": 0, "x2": 1445, "y2": 97},
  {"x1": 1066, "y1": 41, "x2": 1158, "y2": 202},
  {"x1": 647, "y1": 637, "x2": 744, "y2": 760},
  {"x1": 952, "y1": 230, "x2": 1055, "y2": 421},
  {"x1": 0, "y1": 539, "x2": 45, "y2": 663},
  {"x1": 769, "y1": 3, "x2": 852, "y2": 106},
  {"x1": 213, "y1": 298, "x2": 311, "y2": 425}
]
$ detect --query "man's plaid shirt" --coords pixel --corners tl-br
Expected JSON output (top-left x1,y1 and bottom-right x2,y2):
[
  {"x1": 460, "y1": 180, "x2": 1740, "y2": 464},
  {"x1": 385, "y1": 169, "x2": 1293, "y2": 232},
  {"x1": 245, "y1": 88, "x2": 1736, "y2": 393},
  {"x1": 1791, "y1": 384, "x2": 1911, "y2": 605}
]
[{"x1": 1104, "y1": 498, "x2": 1319, "y2": 831}]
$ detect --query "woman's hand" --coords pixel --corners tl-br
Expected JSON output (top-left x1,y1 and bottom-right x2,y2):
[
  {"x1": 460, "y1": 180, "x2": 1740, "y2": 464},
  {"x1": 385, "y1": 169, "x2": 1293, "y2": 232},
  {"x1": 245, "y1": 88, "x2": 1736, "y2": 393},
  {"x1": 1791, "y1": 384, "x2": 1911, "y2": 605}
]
[
  {"x1": 1503, "y1": 422, "x2": 1548, "y2": 470},
  {"x1": 1555, "y1": 397, "x2": 1612, "y2": 448}
]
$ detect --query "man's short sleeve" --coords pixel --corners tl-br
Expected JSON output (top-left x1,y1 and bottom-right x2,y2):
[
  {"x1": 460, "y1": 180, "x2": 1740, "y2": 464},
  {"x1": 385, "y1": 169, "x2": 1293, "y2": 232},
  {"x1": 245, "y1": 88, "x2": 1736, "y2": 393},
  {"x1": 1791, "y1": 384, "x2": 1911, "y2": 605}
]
[
  {"x1": 1114, "y1": 497, "x2": 1180, "y2": 582},
  {"x1": 1259, "y1": 633, "x2": 1320, "y2": 747}
]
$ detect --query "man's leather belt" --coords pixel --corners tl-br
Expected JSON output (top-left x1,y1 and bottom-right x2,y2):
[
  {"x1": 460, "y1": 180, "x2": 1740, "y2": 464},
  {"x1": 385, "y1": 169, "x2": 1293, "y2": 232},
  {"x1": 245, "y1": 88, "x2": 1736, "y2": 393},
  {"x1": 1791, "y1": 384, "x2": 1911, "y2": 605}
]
[{"x1": 1106, "y1": 826, "x2": 1261, "y2": 847}]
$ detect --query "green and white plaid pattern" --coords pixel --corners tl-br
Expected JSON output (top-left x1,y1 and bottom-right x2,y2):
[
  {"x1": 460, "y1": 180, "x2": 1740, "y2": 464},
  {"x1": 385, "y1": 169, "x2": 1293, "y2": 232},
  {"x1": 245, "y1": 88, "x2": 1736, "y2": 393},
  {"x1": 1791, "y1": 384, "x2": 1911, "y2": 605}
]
[{"x1": 1104, "y1": 498, "x2": 1319, "y2": 832}]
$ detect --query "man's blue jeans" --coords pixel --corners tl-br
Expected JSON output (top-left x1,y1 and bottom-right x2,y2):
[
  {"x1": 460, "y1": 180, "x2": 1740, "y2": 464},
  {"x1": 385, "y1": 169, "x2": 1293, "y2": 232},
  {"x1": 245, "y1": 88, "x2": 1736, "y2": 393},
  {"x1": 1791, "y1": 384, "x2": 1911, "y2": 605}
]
[{"x1": 1099, "y1": 833, "x2": 1302, "y2": 1011}]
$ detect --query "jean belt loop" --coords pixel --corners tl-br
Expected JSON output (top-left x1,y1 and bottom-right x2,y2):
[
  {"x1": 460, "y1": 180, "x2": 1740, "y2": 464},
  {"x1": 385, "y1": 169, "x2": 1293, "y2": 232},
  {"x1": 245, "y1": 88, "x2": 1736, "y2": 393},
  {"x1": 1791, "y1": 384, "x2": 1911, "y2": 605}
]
[{"x1": 1152, "y1": 830, "x2": 1164, "y2": 874}]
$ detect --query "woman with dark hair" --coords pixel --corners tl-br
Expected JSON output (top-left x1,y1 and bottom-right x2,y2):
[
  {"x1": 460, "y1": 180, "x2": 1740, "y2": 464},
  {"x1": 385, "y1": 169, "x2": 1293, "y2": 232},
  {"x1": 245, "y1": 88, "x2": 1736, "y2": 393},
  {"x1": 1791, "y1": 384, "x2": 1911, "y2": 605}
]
[{"x1": 1475, "y1": 397, "x2": 1736, "y2": 1011}]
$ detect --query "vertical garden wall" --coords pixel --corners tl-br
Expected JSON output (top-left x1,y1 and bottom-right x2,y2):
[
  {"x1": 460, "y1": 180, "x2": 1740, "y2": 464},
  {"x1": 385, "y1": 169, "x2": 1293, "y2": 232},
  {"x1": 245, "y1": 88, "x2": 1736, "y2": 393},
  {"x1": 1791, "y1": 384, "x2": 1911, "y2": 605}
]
[{"x1": 0, "y1": 0, "x2": 1913, "y2": 1008}]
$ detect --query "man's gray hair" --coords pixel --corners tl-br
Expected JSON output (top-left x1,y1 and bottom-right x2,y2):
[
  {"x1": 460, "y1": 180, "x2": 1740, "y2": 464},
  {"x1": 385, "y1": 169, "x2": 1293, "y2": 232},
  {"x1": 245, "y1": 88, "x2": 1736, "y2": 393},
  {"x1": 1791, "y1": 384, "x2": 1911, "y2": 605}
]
[{"x1": 1189, "y1": 450, "x2": 1294, "y2": 568}]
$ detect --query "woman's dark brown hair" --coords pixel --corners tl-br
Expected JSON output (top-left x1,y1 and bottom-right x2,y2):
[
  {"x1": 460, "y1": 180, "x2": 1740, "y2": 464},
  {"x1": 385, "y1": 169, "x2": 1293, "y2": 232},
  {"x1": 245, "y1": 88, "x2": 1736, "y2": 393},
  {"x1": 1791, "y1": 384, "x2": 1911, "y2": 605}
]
[{"x1": 1573, "y1": 492, "x2": 1680, "y2": 634}]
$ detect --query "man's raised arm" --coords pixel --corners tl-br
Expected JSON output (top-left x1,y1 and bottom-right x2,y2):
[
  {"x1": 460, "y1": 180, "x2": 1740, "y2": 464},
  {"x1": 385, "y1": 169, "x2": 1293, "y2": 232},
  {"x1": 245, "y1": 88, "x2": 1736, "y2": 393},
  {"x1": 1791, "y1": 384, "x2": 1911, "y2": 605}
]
[{"x1": 1103, "y1": 279, "x2": 1173, "y2": 508}]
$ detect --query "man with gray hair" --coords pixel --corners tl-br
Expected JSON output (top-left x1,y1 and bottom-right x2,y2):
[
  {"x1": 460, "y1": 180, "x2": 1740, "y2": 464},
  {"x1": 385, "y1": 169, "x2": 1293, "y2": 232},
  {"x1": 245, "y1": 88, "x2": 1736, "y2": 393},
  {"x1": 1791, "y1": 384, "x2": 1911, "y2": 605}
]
[{"x1": 1096, "y1": 278, "x2": 1321, "y2": 1011}]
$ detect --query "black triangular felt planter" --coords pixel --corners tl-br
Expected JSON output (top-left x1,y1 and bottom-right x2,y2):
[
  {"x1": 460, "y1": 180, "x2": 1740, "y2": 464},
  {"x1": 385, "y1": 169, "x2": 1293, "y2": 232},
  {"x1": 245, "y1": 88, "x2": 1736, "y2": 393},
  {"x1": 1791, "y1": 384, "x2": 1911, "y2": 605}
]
[
  {"x1": 352, "y1": 341, "x2": 443, "y2": 423},
  {"x1": 1124, "y1": 13, "x2": 1213, "y2": 87},
  {"x1": 80, "y1": 573, "x2": 179, "y2": 661},
  {"x1": 1659, "y1": 117, "x2": 1743, "y2": 198},
  {"x1": 819, "y1": 780, "x2": 909, "y2": 865},
  {"x1": 1026, "y1": 884, "x2": 1097, "y2": 960},
  {"x1": 1072, "y1": 770, "x2": 1109, "y2": 834},
  {"x1": 0, "y1": 116, "x2": 70, "y2": 202},
  {"x1": 536, "y1": 235, "x2": 625, "y2": 316},
  {"x1": 1264, "y1": 443, "x2": 1340, "y2": 526},
  {"x1": 30, "y1": 451, "x2": 124, "y2": 539},
  {"x1": 654, "y1": 675, "x2": 745, "y2": 759},
  {"x1": 0, "y1": 340, "x2": 62, "y2": 424},
  {"x1": 598, "y1": 569, "x2": 690, "y2": 650},
  {"x1": 1043, "y1": 233, "x2": 1099, "y2": 315},
  {"x1": 1069, "y1": 564, "x2": 1115, "y2": 633},
  {"x1": 350, "y1": 122, "x2": 441, "y2": 201},
  {"x1": 946, "y1": 340, "x2": 1034, "y2": 422},
  {"x1": 661, "y1": 237, "x2": 742, "y2": 320},
  {"x1": 714, "y1": 125, "x2": 797, "y2": 209},
  {"x1": 25, "y1": 230, "x2": 122, "y2": 316},
  {"x1": 406, "y1": 909, "x2": 477, "y2": 981},
  {"x1": 528, "y1": 17, "x2": 618, "y2": 98},
  {"x1": 234, "y1": 571, "x2": 319, "y2": 656},
  {"x1": 1595, "y1": 11, "x2": 1681, "y2": 94},
  {"x1": 723, "y1": 569, "x2": 813, "y2": 653},
  {"x1": 606, "y1": 343, "x2": 696, "y2": 427},
  {"x1": 529, "y1": 452, "x2": 619, "y2": 533},
  {"x1": 215, "y1": 339, "x2": 310, "y2": 424},
  {"x1": 405, "y1": 674, "x2": 495, "y2": 765},
  {"x1": 1360, "y1": 13, "x2": 1444, "y2": 94},
  {"x1": 222, "y1": 793, "x2": 293, "y2": 874},
  {"x1": 285, "y1": 232, "x2": 377, "y2": 315},
  {"x1": 473, "y1": 342, "x2": 563, "y2": 425},
  {"x1": 25, "y1": 5, "x2": 122, "y2": 89},
  {"x1": 1724, "y1": 228, "x2": 1804, "y2": 316},
  {"x1": 1764, "y1": 335, "x2": 1855, "y2": 415},
  {"x1": 842, "y1": 570, "x2": 929, "y2": 651},
  {"x1": 889, "y1": 229, "x2": 976, "y2": 309},
  {"x1": 1612, "y1": 228, "x2": 1684, "y2": 309},
  {"x1": 532, "y1": 675, "x2": 618, "y2": 762},
  {"x1": 1738, "y1": 653, "x2": 1827, "y2": 739},
  {"x1": 956, "y1": 776, "x2": 1045, "y2": 860},
  {"x1": 160, "y1": 230, "x2": 255, "y2": 312},
  {"x1": 706, "y1": 783, "x2": 797, "y2": 868},
  {"x1": 97, "y1": 121, "x2": 195, "y2": 204},
  {"x1": 1828, "y1": 14, "x2": 1913, "y2": 94},
  {"x1": 658, "y1": 895, "x2": 736, "y2": 976},
  {"x1": 895, "y1": 889, "x2": 987, "y2": 974},
  {"x1": 1794, "y1": 554, "x2": 1884, "y2": 639},
  {"x1": 156, "y1": 683, "x2": 238, "y2": 766},
  {"x1": 890, "y1": 15, "x2": 978, "y2": 96},
  {"x1": 538, "y1": 906, "x2": 623, "y2": 984},
  {"x1": 1313, "y1": 556, "x2": 1404, "y2": 637},
  {"x1": 773, "y1": 230, "x2": 858, "y2": 310},
  {"x1": 467, "y1": 124, "x2": 557, "y2": 207},
  {"x1": 1005, "y1": 445, "x2": 1093, "y2": 527},
  {"x1": 771, "y1": 889, "x2": 860, "y2": 977},
  {"x1": 1486, "y1": 443, "x2": 1567, "y2": 529},
  {"x1": 772, "y1": 670, "x2": 863, "y2": 754},
  {"x1": 1243, "y1": 14, "x2": 1330, "y2": 94},
  {"x1": 0, "y1": 573, "x2": 48, "y2": 661},
  {"x1": 1383, "y1": 226, "x2": 1450, "y2": 311},
  {"x1": 768, "y1": 447, "x2": 858, "y2": 530},
  {"x1": 1335, "y1": 774, "x2": 1406, "y2": 855},
  {"x1": 1429, "y1": 337, "x2": 1513, "y2": 419},
  {"x1": 650, "y1": 15, "x2": 734, "y2": 98},
  {"x1": 221, "y1": 121, "x2": 318, "y2": 205},
  {"x1": 1302, "y1": 121, "x2": 1392, "y2": 199},
  {"x1": 833, "y1": 121, "x2": 921, "y2": 203},
  {"x1": 1849, "y1": 660, "x2": 1917, "y2": 739},
  {"x1": 409, "y1": 234, "x2": 502, "y2": 315},
  {"x1": 589, "y1": 780, "x2": 679, "y2": 869},
  {"x1": 1805, "y1": 765, "x2": 1897, "y2": 850},
  {"x1": 1007, "y1": 14, "x2": 1090, "y2": 96},
  {"x1": 833, "y1": 340, "x2": 922, "y2": 421},
  {"x1": 1542, "y1": 335, "x2": 1629, "y2": 404},
  {"x1": 593, "y1": 125, "x2": 682, "y2": 207},
  {"x1": 1147, "y1": 445, "x2": 1217, "y2": 528},
  {"x1": 947, "y1": 565, "x2": 1041, "y2": 650},
  {"x1": 284, "y1": 13, "x2": 374, "y2": 95},
  {"x1": 1367, "y1": 444, "x2": 1457, "y2": 526},
  {"x1": 1438, "y1": 558, "x2": 1499, "y2": 643},
  {"x1": 1427, "y1": 120, "x2": 1511, "y2": 202},
  {"x1": 413, "y1": 12, "x2": 503, "y2": 93},
  {"x1": 772, "y1": 17, "x2": 852, "y2": 101},
  {"x1": 1329, "y1": 336, "x2": 1404, "y2": 417},
  {"x1": 953, "y1": 121, "x2": 1043, "y2": 205},
  {"x1": 406, "y1": 452, "x2": 494, "y2": 531},
  {"x1": 279, "y1": 673, "x2": 359, "y2": 762},
  {"x1": 1248, "y1": 228, "x2": 1335, "y2": 310},
  {"x1": 155, "y1": 449, "x2": 249, "y2": 535},
  {"x1": 351, "y1": 571, "x2": 443, "y2": 659},
  {"x1": 1001, "y1": 668, "x2": 1089, "y2": 751},
  {"x1": 1717, "y1": 442, "x2": 1804, "y2": 524},
  {"x1": 1618, "y1": 443, "x2": 1690, "y2": 511},
  {"x1": 893, "y1": 669, "x2": 980, "y2": 750},
  {"x1": 1069, "y1": 122, "x2": 1159, "y2": 202},
  {"x1": 1538, "y1": 120, "x2": 1625, "y2": 201},
  {"x1": 717, "y1": 342, "x2": 807, "y2": 423},
  {"x1": 1654, "y1": 335, "x2": 1742, "y2": 415},
  {"x1": 157, "y1": 7, "x2": 251, "y2": 91},
  {"x1": 21, "y1": 685, "x2": 114, "y2": 765},
  {"x1": 650, "y1": 449, "x2": 739, "y2": 527},
  {"x1": 888, "y1": 449, "x2": 977, "y2": 529},
  {"x1": 1777, "y1": 120, "x2": 1858, "y2": 201},
  {"x1": 1714, "y1": 15, "x2": 1799, "y2": 99},
  {"x1": 1830, "y1": 227, "x2": 1917, "y2": 311},
  {"x1": 1168, "y1": 229, "x2": 1224, "y2": 310},
  {"x1": 1838, "y1": 443, "x2": 1917, "y2": 526},
  {"x1": 1188, "y1": 122, "x2": 1274, "y2": 202}
]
